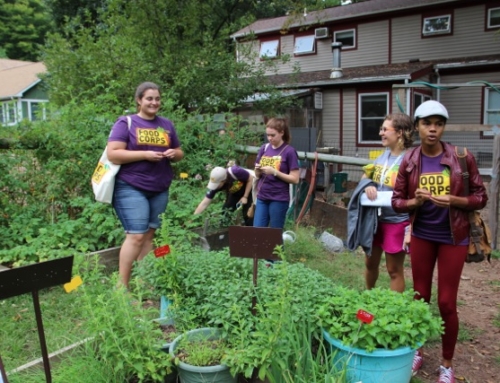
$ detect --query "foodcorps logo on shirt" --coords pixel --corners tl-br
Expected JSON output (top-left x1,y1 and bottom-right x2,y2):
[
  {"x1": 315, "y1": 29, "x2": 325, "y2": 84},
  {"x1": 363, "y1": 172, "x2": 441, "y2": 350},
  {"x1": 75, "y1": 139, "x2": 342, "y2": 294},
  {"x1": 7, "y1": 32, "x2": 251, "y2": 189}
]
[
  {"x1": 419, "y1": 169, "x2": 451, "y2": 196},
  {"x1": 137, "y1": 127, "x2": 170, "y2": 146}
]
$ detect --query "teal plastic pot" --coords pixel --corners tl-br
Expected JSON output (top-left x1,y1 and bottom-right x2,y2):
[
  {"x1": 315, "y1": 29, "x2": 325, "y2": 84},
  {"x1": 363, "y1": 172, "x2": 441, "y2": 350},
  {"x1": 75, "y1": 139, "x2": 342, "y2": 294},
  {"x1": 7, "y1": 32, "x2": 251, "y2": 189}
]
[
  {"x1": 322, "y1": 328, "x2": 415, "y2": 383},
  {"x1": 160, "y1": 295, "x2": 175, "y2": 325},
  {"x1": 169, "y1": 328, "x2": 236, "y2": 383}
]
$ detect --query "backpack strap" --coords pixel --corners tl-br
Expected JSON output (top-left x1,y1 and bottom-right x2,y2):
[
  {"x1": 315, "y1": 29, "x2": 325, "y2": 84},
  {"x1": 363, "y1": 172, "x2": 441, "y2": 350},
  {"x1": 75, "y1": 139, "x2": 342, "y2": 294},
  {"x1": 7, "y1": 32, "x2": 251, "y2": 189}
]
[
  {"x1": 455, "y1": 146, "x2": 469, "y2": 196},
  {"x1": 227, "y1": 166, "x2": 237, "y2": 180},
  {"x1": 455, "y1": 146, "x2": 483, "y2": 256}
]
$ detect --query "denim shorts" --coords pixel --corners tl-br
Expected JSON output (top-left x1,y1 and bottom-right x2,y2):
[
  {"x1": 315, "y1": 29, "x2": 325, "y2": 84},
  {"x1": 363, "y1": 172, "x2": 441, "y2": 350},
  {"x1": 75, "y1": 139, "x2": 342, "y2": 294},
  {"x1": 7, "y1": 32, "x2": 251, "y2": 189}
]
[{"x1": 113, "y1": 179, "x2": 169, "y2": 234}]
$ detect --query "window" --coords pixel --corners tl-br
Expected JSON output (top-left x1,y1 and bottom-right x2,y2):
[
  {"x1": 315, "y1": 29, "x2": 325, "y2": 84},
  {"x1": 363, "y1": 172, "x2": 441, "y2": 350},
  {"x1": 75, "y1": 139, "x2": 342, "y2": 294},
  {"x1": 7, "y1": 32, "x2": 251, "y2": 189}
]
[
  {"x1": 30, "y1": 102, "x2": 43, "y2": 121},
  {"x1": 334, "y1": 29, "x2": 355, "y2": 49},
  {"x1": 487, "y1": 7, "x2": 500, "y2": 29},
  {"x1": 359, "y1": 93, "x2": 389, "y2": 143},
  {"x1": 1, "y1": 102, "x2": 17, "y2": 125},
  {"x1": 259, "y1": 40, "x2": 279, "y2": 59},
  {"x1": 413, "y1": 92, "x2": 431, "y2": 112},
  {"x1": 422, "y1": 15, "x2": 451, "y2": 35},
  {"x1": 484, "y1": 88, "x2": 500, "y2": 137},
  {"x1": 294, "y1": 35, "x2": 315, "y2": 55}
]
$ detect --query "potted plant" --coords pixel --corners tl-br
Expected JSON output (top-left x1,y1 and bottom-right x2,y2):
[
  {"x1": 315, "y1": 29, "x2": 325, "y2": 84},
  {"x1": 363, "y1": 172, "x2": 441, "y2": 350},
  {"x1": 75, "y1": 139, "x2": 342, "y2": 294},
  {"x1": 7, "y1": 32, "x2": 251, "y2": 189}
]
[
  {"x1": 169, "y1": 327, "x2": 237, "y2": 383},
  {"x1": 317, "y1": 287, "x2": 443, "y2": 383}
]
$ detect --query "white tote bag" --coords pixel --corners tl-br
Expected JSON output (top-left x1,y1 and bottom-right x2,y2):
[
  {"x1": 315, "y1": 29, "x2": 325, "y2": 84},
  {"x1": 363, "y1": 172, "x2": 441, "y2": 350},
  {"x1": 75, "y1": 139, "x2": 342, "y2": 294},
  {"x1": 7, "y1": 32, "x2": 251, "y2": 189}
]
[{"x1": 91, "y1": 116, "x2": 131, "y2": 203}]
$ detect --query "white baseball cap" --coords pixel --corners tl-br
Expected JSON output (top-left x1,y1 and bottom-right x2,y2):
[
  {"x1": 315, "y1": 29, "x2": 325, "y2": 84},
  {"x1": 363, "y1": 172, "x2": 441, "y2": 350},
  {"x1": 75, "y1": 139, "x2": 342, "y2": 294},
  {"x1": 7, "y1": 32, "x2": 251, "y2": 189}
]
[
  {"x1": 207, "y1": 167, "x2": 227, "y2": 190},
  {"x1": 414, "y1": 100, "x2": 449, "y2": 121}
]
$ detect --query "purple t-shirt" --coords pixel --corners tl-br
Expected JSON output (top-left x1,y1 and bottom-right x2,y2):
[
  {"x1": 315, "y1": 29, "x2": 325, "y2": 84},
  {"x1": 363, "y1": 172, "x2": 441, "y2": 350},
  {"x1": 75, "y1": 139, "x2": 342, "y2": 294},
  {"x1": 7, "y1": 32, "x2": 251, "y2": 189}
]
[
  {"x1": 413, "y1": 152, "x2": 466, "y2": 245},
  {"x1": 108, "y1": 114, "x2": 181, "y2": 192},
  {"x1": 255, "y1": 143, "x2": 299, "y2": 202},
  {"x1": 205, "y1": 166, "x2": 251, "y2": 199}
]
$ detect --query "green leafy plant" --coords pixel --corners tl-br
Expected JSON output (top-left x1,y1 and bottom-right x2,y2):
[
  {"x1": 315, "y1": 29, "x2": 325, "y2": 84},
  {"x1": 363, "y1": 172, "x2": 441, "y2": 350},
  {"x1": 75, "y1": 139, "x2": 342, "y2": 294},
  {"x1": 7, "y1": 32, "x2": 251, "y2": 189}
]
[
  {"x1": 317, "y1": 287, "x2": 444, "y2": 352},
  {"x1": 82, "y1": 274, "x2": 173, "y2": 382},
  {"x1": 8, "y1": 349, "x2": 127, "y2": 383},
  {"x1": 151, "y1": 241, "x2": 338, "y2": 381},
  {"x1": 172, "y1": 329, "x2": 229, "y2": 367}
]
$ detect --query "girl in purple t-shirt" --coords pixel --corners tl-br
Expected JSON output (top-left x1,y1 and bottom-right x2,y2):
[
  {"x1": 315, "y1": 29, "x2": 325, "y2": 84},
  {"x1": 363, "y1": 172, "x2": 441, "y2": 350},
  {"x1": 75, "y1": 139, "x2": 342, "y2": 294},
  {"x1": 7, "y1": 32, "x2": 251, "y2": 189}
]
[
  {"x1": 107, "y1": 82, "x2": 183, "y2": 290},
  {"x1": 392, "y1": 101, "x2": 487, "y2": 383},
  {"x1": 253, "y1": 118, "x2": 299, "y2": 229}
]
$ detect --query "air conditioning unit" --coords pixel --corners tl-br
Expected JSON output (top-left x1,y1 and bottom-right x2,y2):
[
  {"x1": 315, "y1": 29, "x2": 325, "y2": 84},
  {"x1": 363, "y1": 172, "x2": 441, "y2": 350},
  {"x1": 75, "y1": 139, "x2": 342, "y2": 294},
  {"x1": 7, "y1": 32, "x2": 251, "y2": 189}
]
[{"x1": 314, "y1": 27, "x2": 329, "y2": 39}]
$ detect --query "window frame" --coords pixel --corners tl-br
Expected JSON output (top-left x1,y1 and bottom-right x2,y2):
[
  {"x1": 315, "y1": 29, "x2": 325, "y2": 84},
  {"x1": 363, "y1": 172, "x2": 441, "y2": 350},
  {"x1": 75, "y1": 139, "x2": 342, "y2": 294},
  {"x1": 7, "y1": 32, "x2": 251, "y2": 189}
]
[
  {"x1": 422, "y1": 14, "x2": 452, "y2": 36},
  {"x1": 486, "y1": 6, "x2": 500, "y2": 30},
  {"x1": 413, "y1": 92, "x2": 432, "y2": 115},
  {"x1": 28, "y1": 100, "x2": 47, "y2": 121},
  {"x1": 483, "y1": 87, "x2": 500, "y2": 137},
  {"x1": 333, "y1": 28, "x2": 356, "y2": 50},
  {"x1": 293, "y1": 35, "x2": 315, "y2": 56},
  {"x1": 259, "y1": 38, "x2": 280, "y2": 59},
  {"x1": 1, "y1": 101, "x2": 18, "y2": 126},
  {"x1": 358, "y1": 92, "x2": 389, "y2": 145}
]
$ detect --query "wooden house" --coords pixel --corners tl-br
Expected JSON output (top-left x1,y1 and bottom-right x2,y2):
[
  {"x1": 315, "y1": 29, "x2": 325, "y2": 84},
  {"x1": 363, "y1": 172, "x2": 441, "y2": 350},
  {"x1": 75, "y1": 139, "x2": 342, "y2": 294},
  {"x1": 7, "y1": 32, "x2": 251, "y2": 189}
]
[{"x1": 0, "y1": 59, "x2": 48, "y2": 126}]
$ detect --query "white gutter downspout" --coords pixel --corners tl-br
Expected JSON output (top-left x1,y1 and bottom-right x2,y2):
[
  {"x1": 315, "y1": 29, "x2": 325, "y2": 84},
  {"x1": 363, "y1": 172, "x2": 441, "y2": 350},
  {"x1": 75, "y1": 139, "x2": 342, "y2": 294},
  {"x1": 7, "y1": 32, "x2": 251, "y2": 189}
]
[{"x1": 435, "y1": 68, "x2": 441, "y2": 101}]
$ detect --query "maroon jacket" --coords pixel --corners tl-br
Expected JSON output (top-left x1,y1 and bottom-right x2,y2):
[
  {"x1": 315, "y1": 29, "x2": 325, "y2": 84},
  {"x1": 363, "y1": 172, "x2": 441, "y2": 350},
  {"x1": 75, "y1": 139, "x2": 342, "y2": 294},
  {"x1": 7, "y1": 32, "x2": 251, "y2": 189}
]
[{"x1": 392, "y1": 142, "x2": 487, "y2": 244}]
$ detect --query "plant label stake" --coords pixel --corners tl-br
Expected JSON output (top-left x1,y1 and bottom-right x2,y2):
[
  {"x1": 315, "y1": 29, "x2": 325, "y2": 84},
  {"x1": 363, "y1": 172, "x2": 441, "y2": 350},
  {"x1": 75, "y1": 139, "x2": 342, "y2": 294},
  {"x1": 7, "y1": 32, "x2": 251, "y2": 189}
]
[
  {"x1": 0, "y1": 256, "x2": 74, "y2": 383},
  {"x1": 356, "y1": 309, "x2": 374, "y2": 324},
  {"x1": 228, "y1": 226, "x2": 283, "y2": 314},
  {"x1": 352, "y1": 309, "x2": 374, "y2": 346},
  {"x1": 64, "y1": 275, "x2": 83, "y2": 293},
  {"x1": 154, "y1": 244, "x2": 171, "y2": 258}
]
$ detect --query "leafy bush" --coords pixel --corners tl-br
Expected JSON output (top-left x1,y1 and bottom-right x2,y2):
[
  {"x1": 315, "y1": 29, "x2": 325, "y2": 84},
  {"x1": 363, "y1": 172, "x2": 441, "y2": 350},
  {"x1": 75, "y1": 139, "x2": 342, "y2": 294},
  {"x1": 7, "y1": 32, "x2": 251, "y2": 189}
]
[
  {"x1": 146, "y1": 217, "x2": 340, "y2": 380},
  {"x1": 82, "y1": 273, "x2": 173, "y2": 382},
  {"x1": 318, "y1": 287, "x2": 444, "y2": 352},
  {"x1": 0, "y1": 97, "x2": 260, "y2": 266},
  {"x1": 0, "y1": 197, "x2": 123, "y2": 266}
]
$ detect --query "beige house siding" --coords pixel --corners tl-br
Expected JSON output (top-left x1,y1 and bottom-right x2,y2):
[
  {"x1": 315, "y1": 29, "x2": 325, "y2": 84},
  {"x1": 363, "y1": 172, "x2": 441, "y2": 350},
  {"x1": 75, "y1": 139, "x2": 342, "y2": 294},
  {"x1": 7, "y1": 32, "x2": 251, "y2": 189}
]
[
  {"x1": 341, "y1": 88, "x2": 357, "y2": 154},
  {"x1": 438, "y1": 71, "x2": 500, "y2": 125},
  {"x1": 437, "y1": 71, "x2": 498, "y2": 161},
  {"x1": 341, "y1": 20, "x2": 389, "y2": 68},
  {"x1": 392, "y1": 5, "x2": 500, "y2": 63},
  {"x1": 322, "y1": 90, "x2": 341, "y2": 147}
]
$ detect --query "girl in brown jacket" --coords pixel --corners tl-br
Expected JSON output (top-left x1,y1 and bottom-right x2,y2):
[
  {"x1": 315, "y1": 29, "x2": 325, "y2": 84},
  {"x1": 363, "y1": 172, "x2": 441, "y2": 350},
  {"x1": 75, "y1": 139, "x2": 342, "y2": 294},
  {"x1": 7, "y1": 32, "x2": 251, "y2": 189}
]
[{"x1": 392, "y1": 100, "x2": 487, "y2": 383}]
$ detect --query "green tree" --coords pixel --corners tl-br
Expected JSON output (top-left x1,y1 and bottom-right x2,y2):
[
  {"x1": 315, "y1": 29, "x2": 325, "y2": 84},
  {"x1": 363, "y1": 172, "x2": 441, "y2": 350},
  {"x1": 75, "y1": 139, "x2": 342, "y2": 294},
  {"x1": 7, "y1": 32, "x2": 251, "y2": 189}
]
[
  {"x1": 0, "y1": 0, "x2": 52, "y2": 61},
  {"x1": 41, "y1": 0, "x2": 371, "y2": 111},
  {"x1": 41, "y1": 0, "x2": 288, "y2": 112},
  {"x1": 45, "y1": 0, "x2": 105, "y2": 32}
]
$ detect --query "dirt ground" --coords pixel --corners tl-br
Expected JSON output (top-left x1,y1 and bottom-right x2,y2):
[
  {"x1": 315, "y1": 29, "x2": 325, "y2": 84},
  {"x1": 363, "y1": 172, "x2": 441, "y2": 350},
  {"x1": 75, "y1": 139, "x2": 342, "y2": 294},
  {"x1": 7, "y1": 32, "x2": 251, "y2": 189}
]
[{"x1": 405, "y1": 259, "x2": 500, "y2": 383}]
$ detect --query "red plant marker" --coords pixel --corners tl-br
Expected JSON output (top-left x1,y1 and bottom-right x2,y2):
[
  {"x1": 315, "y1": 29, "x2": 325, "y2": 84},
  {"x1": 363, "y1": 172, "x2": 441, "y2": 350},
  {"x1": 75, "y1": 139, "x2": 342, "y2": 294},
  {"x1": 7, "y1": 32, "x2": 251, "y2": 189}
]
[
  {"x1": 154, "y1": 245, "x2": 171, "y2": 258},
  {"x1": 356, "y1": 309, "x2": 374, "y2": 324}
]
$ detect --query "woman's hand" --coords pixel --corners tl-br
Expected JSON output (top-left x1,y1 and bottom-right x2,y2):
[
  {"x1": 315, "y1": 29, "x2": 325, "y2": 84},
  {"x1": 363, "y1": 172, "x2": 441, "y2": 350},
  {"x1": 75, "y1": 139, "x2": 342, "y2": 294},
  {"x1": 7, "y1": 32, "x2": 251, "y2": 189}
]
[
  {"x1": 145, "y1": 151, "x2": 165, "y2": 162},
  {"x1": 430, "y1": 195, "x2": 452, "y2": 208},
  {"x1": 414, "y1": 188, "x2": 431, "y2": 206},
  {"x1": 364, "y1": 186, "x2": 378, "y2": 201},
  {"x1": 163, "y1": 149, "x2": 177, "y2": 160},
  {"x1": 260, "y1": 166, "x2": 277, "y2": 176}
]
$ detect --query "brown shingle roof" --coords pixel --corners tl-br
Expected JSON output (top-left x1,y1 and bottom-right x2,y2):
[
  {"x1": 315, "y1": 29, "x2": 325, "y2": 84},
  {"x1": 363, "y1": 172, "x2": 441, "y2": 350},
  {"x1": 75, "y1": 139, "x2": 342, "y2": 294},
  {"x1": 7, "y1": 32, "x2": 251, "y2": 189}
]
[
  {"x1": 231, "y1": 0, "x2": 460, "y2": 38},
  {"x1": 265, "y1": 61, "x2": 433, "y2": 87},
  {"x1": 0, "y1": 59, "x2": 47, "y2": 99},
  {"x1": 263, "y1": 54, "x2": 500, "y2": 88}
]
